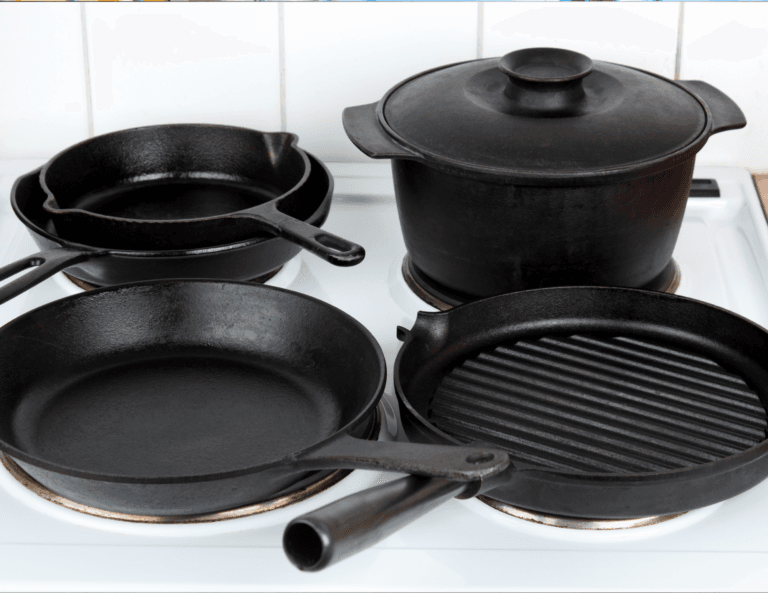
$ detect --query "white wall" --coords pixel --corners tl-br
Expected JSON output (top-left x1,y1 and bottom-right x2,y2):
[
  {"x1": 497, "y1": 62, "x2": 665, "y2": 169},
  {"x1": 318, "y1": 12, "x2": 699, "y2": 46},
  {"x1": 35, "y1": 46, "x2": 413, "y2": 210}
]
[{"x1": 1, "y1": 2, "x2": 766, "y2": 172}]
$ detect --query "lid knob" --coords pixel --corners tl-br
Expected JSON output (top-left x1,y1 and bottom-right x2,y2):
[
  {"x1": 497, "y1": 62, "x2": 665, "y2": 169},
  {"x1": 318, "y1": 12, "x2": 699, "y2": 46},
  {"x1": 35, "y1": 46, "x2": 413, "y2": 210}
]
[{"x1": 498, "y1": 48, "x2": 593, "y2": 117}]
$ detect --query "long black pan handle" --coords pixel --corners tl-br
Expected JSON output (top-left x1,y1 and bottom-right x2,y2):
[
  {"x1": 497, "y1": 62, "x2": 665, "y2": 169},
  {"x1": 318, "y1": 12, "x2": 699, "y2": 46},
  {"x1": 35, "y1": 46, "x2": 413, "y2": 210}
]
[
  {"x1": 232, "y1": 202, "x2": 365, "y2": 267},
  {"x1": 0, "y1": 248, "x2": 108, "y2": 305},
  {"x1": 285, "y1": 434, "x2": 514, "y2": 571},
  {"x1": 284, "y1": 476, "x2": 467, "y2": 572}
]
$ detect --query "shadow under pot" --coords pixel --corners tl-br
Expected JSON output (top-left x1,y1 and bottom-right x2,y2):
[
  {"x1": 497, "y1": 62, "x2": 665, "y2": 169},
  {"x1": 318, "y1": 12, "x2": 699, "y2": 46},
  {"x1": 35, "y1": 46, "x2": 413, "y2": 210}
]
[{"x1": 343, "y1": 47, "x2": 747, "y2": 300}]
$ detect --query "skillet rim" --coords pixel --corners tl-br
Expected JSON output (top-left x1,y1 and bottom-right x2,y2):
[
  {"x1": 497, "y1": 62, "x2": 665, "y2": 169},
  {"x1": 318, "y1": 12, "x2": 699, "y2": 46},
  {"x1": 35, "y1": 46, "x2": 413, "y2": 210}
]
[{"x1": 0, "y1": 279, "x2": 387, "y2": 485}]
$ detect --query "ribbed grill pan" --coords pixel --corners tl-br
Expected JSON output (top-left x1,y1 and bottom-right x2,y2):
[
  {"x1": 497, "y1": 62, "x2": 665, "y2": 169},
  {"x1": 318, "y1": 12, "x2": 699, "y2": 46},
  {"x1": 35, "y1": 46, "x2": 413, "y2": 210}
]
[{"x1": 430, "y1": 333, "x2": 768, "y2": 474}]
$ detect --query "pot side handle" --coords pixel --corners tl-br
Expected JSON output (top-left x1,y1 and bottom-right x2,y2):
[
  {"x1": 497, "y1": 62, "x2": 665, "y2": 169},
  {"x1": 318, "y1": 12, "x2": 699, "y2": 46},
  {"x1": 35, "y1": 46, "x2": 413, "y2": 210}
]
[
  {"x1": 342, "y1": 103, "x2": 419, "y2": 160},
  {"x1": 677, "y1": 80, "x2": 747, "y2": 135}
]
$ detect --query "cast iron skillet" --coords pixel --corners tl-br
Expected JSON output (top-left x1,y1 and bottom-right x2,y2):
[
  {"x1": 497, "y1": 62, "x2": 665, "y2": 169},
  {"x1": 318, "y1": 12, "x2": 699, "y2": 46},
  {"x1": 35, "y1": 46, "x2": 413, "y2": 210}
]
[
  {"x1": 0, "y1": 280, "x2": 508, "y2": 517},
  {"x1": 40, "y1": 124, "x2": 364, "y2": 265},
  {"x1": 285, "y1": 287, "x2": 768, "y2": 571},
  {"x1": 0, "y1": 152, "x2": 334, "y2": 305}
]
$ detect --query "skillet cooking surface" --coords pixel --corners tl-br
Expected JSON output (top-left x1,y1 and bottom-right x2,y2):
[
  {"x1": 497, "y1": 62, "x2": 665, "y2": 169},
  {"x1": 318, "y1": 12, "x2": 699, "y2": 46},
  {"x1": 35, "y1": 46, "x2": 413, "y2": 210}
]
[
  {"x1": 429, "y1": 332, "x2": 768, "y2": 473},
  {"x1": 76, "y1": 178, "x2": 280, "y2": 221},
  {"x1": 13, "y1": 353, "x2": 342, "y2": 476},
  {"x1": 0, "y1": 281, "x2": 383, "y2": 482}
]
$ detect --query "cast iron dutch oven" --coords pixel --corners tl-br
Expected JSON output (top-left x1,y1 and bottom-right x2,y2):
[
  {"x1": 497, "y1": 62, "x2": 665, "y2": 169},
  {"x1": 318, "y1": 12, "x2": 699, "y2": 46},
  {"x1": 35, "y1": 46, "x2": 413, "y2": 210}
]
[{"x1": 343, "y1": 47, "x2": 747, "y2": 300}]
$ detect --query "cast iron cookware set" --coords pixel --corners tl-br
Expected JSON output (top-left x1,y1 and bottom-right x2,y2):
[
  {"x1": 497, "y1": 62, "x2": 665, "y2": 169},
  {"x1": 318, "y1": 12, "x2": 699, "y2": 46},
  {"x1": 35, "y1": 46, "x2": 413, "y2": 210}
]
[{"x1": 0, "y1": 48, "x2": 765, "y2": 573}]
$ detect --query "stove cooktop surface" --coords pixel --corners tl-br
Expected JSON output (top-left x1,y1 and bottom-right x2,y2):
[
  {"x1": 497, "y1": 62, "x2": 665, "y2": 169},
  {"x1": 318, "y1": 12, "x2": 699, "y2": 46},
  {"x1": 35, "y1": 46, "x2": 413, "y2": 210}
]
[{"x1": 1, "y1": 160, "x2": 768, "y2": 591}]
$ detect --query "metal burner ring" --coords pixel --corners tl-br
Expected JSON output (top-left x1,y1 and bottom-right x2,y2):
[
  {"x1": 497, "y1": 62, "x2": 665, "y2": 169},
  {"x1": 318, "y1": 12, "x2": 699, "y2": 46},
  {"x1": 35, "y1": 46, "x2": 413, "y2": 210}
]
[
  {"x1": 0, "y1": 410, "x2": 380, "y2": 524},
  {"x1": 478, "y1": 496, "x2": 686, "y2": 530}
]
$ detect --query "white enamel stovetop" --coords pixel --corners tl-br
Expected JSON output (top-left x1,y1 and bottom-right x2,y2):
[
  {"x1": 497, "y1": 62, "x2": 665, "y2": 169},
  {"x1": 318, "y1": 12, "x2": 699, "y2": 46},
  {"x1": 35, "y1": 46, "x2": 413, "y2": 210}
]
[{"x1": 1, "y1": 159, "x2": 768, "y2": 592}]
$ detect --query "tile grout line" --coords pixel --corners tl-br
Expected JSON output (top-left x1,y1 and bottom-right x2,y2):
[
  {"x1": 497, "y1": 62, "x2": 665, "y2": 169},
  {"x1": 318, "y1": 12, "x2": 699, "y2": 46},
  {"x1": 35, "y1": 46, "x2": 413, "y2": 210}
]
[
  {"x1": 476, "y1": 2, "x2": 484, "y2": 59},
  {"x1": 674, "y1": 2, "x2": 685, "y2": 80},
  {"x1": 80, "y1": 3, "x2": 95, "y2": 138},
  {"x1": 278, "y1": 3, "x2": 287, "y2": 132}
]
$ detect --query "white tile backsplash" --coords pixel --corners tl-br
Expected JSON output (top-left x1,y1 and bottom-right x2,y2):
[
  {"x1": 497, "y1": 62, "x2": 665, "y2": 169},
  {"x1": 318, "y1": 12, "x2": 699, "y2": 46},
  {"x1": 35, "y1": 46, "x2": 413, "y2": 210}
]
[
  {"x1": 0, "y1": 4, "x2": 89, "y2": 160},
  {"x1": 483, "y1": 3, "x2": 681, "y2": 78},
  {"x1": 680, "y1": 4, "x2": 768, "y2": 171},
  {"x1": 84, "y1": 3, "x2": 281, "y2": 136},
  {"x1": 0, "y1": 2, "x2": 766, "y2": 172},
  {"x1": 283, "y1": 3, "x2": 478, "y2": 163}
]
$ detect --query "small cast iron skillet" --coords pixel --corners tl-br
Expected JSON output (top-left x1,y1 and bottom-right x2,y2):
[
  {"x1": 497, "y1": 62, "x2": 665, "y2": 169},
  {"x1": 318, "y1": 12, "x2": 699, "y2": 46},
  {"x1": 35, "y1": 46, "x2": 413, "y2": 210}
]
[
  {"x1": 285, "y1": 287, "x2": 768, "y2": 571},
  {"x1": 0, "y1": 280, "x2": 507, "y2": 517},
  {"x1": 0, "y1": 152, "x2": 335, "y2": 305},
  {"x1": 40, "y1": 124, "x2": 364, "y2": 265}
]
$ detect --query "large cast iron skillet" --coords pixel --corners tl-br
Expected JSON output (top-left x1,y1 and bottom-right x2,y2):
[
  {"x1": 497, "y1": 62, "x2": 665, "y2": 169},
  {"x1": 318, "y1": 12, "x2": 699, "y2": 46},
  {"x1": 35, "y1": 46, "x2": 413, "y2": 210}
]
[
  {"x1": 40, "y1": 124, "x2": 364, "y2": 265},
  {"x1": 0, "y1": 280, "x2": 507, "y2": 517},
  {"x1": 0, "y1": 153, "x2": 333, "y2": 305},
  {"x1": 285, "y1": 287, "x2": 768, "y2": 571}
]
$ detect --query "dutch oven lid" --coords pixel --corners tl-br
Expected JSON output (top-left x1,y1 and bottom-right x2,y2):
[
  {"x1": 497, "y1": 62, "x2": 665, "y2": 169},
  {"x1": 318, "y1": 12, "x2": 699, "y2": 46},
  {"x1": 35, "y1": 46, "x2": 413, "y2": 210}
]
[{"x1": 379, "y1": 48, "x2": 709, "y2": 179}]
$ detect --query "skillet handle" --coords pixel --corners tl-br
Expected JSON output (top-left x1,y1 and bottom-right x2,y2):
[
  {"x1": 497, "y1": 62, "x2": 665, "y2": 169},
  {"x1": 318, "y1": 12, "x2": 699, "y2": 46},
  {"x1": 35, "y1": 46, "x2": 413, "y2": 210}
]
[
  {"x1": 291, "y1": 432, "x2": 509, "y2": 483},
  {"x1": 231, "y1": 203, "x2": 365, "y2": 267},
  {"x1": 0, "y1": 248, "x2": 107, "y2": 305},
  {"x1": 284, "y1": 476, "x2": 466, "y2": 572}
]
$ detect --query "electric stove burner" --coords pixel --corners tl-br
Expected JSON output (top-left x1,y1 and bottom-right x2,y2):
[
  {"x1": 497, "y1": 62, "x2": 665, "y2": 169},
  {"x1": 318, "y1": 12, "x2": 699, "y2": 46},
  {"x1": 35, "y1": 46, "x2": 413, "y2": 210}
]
[
  {"x1": 1, "y1": 410, "x2": 379, "y2": 524},
  {"x1": 402, "y1": 255, "x2": 682, "y2": 311},
  {"x1": 62, "y1": 266, "x2": 285, "y2": 291},
  {"x1": 477, "y1": 496, "x2": 686, "y2": 530}
]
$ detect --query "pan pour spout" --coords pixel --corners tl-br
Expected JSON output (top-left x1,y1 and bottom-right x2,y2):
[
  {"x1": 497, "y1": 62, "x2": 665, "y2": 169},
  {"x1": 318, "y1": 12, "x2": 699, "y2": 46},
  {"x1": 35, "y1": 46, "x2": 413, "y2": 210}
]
[{"x1": 283, "y1": 450, "x2": 513, "y2": 572}]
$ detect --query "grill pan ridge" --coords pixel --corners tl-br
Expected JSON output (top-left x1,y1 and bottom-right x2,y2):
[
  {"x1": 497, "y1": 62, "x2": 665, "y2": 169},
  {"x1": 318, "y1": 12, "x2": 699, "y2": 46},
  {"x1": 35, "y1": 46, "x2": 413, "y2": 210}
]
[{"x1": 430, "y1": 333, "x2": 768, "y2": 475}]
